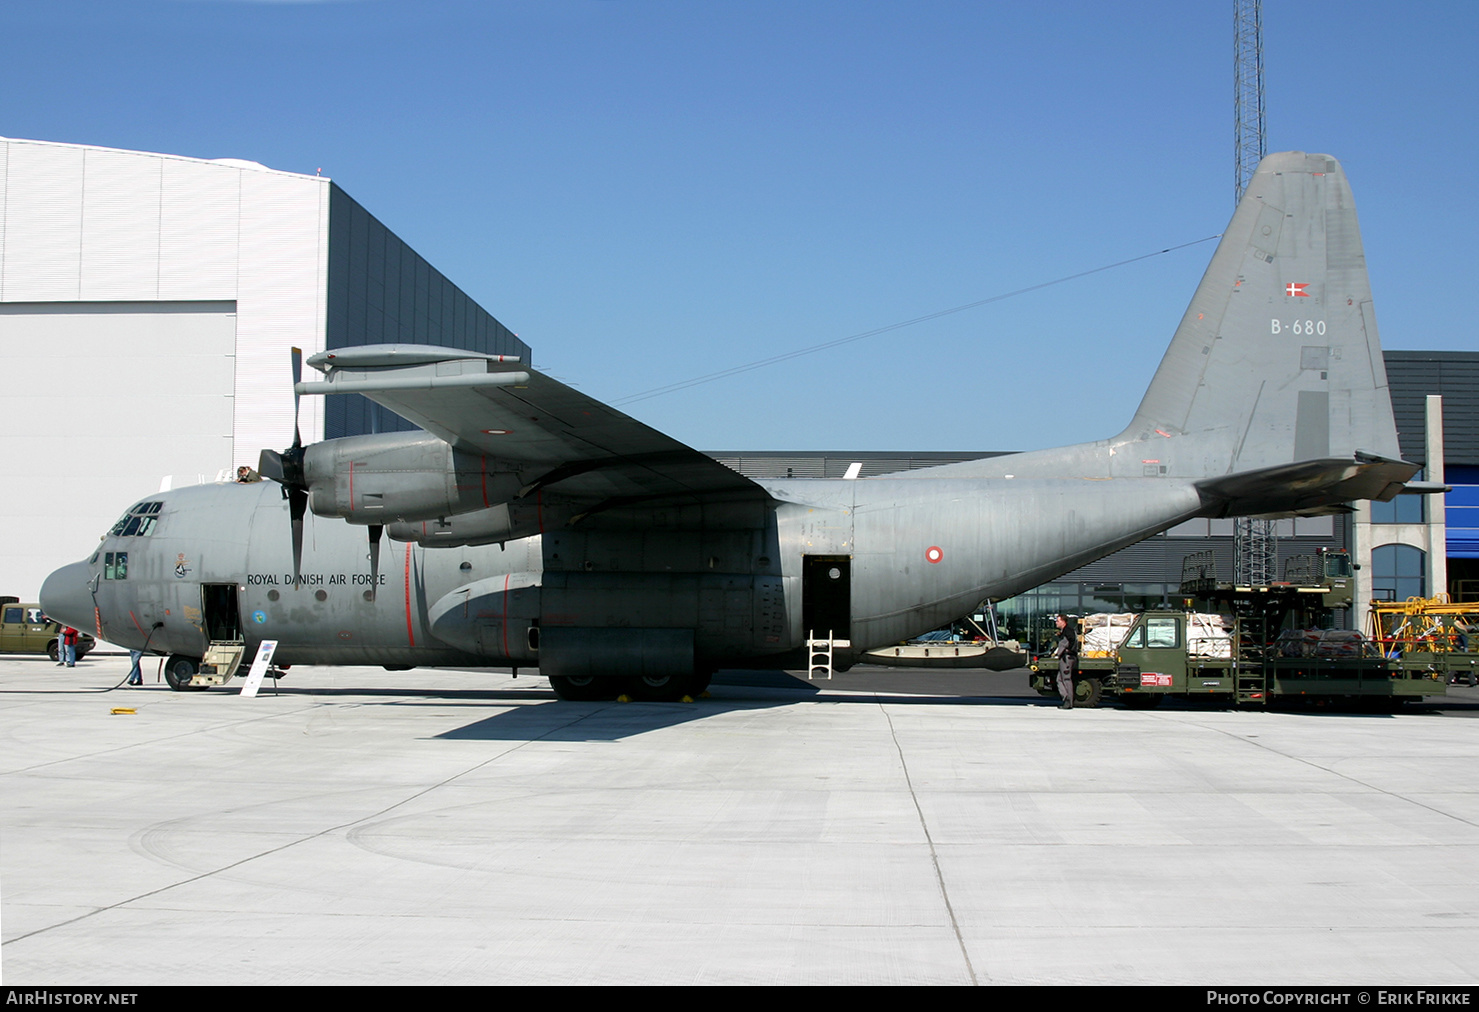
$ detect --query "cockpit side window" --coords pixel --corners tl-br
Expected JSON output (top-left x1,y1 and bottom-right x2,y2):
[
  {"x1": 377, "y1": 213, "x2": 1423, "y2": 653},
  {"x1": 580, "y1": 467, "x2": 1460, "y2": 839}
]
[{"x1": 104, "y1": 552, "x2": 129, "y2": 580}]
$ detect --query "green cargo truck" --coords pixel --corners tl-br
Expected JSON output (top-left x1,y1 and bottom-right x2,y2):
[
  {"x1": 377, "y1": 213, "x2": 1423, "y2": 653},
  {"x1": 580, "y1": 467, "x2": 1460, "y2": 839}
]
[
  {"x1": 1031, "y1": 608, "x2": 1449, "y2": 708},
  {"x1": 1028, "y1": 551, "x2": 1452, "y2": 708}
]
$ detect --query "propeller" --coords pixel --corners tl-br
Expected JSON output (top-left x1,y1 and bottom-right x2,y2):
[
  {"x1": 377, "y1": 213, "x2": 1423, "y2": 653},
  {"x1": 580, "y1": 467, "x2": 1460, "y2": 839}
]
[
  {"x1": 258, "y1": 348, "x2": 385, "y2": 598},
  {"x1": 367, "y1": 524, "x2": 382, "y2": 600},
  {"x1": 258, "y1": 348, "x2": 309, "y2": 583}
]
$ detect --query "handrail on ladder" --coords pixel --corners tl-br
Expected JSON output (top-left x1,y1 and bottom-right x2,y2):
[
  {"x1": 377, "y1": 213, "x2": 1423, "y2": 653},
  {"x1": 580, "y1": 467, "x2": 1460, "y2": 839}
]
[{"x1": 808, "y1": 628, "x2": 834, "y2": 680}]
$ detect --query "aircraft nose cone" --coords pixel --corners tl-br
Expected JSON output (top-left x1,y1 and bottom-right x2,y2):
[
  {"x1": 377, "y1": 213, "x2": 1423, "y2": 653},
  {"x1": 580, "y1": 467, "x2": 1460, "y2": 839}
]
[{"x1": 40, "y1": 561, "x2": 94, "y2": 630}]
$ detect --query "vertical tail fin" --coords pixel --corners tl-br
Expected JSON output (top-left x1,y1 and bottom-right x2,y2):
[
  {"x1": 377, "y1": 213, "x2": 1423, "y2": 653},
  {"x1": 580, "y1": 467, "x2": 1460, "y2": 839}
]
[{"x1": 1124, "y1": 151, "x2": 1402, "y2": 474}]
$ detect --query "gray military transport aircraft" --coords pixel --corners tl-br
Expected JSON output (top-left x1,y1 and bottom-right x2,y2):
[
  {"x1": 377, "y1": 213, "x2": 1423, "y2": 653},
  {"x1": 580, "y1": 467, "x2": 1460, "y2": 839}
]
[{"x1": 41, "y1": 152, "x2": 1427, "y2": 700}]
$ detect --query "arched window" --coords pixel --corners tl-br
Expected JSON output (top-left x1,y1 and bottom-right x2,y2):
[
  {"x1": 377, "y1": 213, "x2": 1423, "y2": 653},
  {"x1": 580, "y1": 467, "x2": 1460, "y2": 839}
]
[{"x1": 1371, "y1": 544, "x2": 1426, "y2": 602}]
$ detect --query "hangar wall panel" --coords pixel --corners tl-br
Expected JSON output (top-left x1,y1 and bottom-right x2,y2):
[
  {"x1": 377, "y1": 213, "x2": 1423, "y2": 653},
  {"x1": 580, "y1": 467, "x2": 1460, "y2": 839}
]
[
  {"x1": 0, "y1": 302, "x2": 237, "y2": 599},
  {"x1": 158, "y1": 158, "x2": 240, "y2": 301},
  {"x1": 1, "y1": 143, "x2": 85, "y2": 299},
  {"x1": 79, "y1": 148, "x2": 163, "y2": 300},
  {"x1": 235, "y1": 170, "x2": 328, "y2": 465}
]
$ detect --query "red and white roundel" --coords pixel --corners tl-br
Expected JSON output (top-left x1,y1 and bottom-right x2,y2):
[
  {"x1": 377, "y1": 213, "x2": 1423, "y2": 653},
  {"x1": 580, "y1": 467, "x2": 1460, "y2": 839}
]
[{"x1": 925, "y1": 546, "x2": 944, "y2": 564}]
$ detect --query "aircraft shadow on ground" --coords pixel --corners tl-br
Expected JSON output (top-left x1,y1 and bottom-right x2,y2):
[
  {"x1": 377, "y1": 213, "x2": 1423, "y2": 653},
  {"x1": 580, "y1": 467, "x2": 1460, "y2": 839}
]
[{"x1": 432, "y1": 671, "x2": 1056, "y2": 742}]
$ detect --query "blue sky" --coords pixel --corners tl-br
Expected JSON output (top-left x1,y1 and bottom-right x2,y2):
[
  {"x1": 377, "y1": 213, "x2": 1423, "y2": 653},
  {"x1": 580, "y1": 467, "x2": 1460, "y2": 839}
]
[{"x1": 4, "y1": 1, "x2": 1475, "y2": 453}]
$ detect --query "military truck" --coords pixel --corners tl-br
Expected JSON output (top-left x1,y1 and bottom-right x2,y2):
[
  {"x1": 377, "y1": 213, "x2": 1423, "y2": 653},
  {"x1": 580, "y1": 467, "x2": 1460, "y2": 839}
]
[
  {"x1": 1029, "y1": 551, "x2": 1452, "y2": 708},
  {"x1": 0, "y1": 597, "x2": 95, "y2": 661}
]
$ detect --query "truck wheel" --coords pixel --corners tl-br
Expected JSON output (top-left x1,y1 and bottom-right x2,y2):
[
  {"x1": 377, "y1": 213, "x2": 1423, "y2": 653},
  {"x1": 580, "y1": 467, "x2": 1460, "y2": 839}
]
[
  {"x1": 1029, "y1": 673, "x2": 1058, "y2": 697},
  {"x1": 163, "y1": 655, "x2": 202, "y2": 691},
  {"x1": 47, "y1": 642, "x2": 59, "y2": 662},
  {"x1": 1074, "y1": 676, "x2": 1103, "y2": 708}
]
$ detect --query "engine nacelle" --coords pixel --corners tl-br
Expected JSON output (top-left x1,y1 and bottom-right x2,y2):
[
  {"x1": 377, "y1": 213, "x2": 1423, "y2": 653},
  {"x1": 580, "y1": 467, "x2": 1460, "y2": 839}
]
[
  {"x1": 387, "y1": 498, "x2": 576, "y2": 547},
  {"x1": 302, "y1": 431, "x2": 523, "y2": 524}
]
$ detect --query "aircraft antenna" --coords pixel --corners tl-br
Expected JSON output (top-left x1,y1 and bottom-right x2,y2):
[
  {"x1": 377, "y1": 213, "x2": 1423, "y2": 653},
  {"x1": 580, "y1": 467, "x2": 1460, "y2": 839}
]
[{"x1": 1233, "y1": 0, "x2": 1277, "y2": 587}]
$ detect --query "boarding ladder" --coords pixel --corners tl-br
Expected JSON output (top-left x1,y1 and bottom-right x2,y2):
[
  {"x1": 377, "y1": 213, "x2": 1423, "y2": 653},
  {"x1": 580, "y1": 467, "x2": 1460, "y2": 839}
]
[
  {"x1": 198, "y1": 640, "x2": 247, "y2": 687},
  {"x1": 807, "y1": 629, "x2": 849, "y2": 680},
  {"x1": 1232, "y1": 613, "x2": 1271, "y2": 706}
]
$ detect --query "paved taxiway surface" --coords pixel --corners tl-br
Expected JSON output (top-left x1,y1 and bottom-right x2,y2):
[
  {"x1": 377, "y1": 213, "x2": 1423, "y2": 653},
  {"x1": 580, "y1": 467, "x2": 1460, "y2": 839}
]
[{"x1": 3, "y1": 654, "x2": 1478, "y2": 985}]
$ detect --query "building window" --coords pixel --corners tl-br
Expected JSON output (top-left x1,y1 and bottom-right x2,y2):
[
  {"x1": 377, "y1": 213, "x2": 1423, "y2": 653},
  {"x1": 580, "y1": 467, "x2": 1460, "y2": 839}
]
[{"x1": 1370, "y1": 544, "x2": 1425, "y2": 602}]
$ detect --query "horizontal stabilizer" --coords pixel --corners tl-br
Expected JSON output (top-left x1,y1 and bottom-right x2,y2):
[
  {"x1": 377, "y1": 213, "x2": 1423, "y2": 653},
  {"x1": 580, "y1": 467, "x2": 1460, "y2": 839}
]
[{"x1": 1196, "y1": 454, "x2": 1419, "y2": 518}]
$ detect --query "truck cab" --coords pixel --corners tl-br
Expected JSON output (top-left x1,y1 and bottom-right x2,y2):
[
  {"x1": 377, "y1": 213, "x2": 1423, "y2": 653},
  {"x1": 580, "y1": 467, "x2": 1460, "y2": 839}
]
[{"x1": 1112, "y1": 610, "x2": 1236, "y2": 707}]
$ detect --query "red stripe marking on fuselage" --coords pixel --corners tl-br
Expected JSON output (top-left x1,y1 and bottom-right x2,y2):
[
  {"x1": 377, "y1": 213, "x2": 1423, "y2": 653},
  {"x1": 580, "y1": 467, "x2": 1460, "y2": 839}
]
[
  {"x1": 128, "y1": 610, "x2": 145, "y2": 634},
  {"x1": 403, "y1": 542, "x2": 415, "y2": 647}
]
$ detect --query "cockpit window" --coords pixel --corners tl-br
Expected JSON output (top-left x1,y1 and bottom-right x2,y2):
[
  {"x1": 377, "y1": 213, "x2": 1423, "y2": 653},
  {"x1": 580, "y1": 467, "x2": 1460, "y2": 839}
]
[
  {"x1": 104, "y1": 552, "x2": 128, "y2": 580},
  {"x1": 109, "y1": 500, "x2": 162, "y2": 537}
]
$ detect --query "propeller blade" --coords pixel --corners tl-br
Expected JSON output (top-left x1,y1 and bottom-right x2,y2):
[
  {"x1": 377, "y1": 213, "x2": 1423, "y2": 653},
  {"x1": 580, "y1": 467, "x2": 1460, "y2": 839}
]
[
  {"x1": 290, "y1": 346, "x2": 303, "y2": 450},
  {"x1": 289, "y1": 486, "x2": 307, "y2": 584},
  {"x1": 367, "y1": 525, "x2": 383, "y2": 601}
]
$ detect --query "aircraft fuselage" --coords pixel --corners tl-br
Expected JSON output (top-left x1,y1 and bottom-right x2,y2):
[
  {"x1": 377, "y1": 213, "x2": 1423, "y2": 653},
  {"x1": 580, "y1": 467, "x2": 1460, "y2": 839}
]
[{"x1": 50, "y1": 472, "x2": 1204, "y2": 672}]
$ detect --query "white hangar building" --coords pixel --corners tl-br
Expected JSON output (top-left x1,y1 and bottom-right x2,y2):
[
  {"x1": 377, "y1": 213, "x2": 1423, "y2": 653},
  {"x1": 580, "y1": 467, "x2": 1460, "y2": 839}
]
[{"x1": 0, "y1": 137, "x2": 527, "y2": 600}]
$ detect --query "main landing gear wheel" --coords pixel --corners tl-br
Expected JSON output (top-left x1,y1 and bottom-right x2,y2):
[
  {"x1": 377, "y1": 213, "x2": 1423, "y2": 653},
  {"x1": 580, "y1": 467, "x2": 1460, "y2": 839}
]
[
  {"x1": 547, "y1": 674, "x2": 622, "y2": 702},
  {"x1": 163, "y1": 655, "x2": 203, "y2": 691},
  {"x1": 625, "y1": 671, "x2": 687, "y2": 702},
  {"x1": 625, "y1": 670, "x2": 711, "y2": 702}
]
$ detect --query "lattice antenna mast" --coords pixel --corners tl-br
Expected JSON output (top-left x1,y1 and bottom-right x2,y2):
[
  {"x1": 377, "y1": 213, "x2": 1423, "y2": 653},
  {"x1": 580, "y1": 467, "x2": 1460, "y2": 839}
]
[
  {"x1": 1234, "y1": 0, "x2": 1266, "y2": 204},
  {"x1": 1233, "y1": 0, "x2": 1276, "y2": 586}
]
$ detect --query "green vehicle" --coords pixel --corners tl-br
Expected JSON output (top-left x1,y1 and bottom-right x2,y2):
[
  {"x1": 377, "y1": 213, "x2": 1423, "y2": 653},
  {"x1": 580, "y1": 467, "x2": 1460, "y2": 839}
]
[
  {"x1": 1029, "y1": 552, "x2": 1450, "y2": 708},
  {"x1": 0, "y1": 597, "x2": 95, "y2": 661},
  {"x1": 1031, "y1": 608, "x2": 1447, "y2": 709}
]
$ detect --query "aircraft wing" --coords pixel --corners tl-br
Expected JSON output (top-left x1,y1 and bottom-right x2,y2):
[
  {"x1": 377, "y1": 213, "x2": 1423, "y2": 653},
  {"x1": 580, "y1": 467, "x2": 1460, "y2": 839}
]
[{"x1": 298, "y1": 345, "x2": 768, "y2": 505}]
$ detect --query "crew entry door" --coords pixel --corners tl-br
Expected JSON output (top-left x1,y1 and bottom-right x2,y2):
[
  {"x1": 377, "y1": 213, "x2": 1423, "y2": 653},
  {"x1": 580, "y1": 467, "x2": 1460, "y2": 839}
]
[
  {"x1": 199, "y1": 583, "x2": 248, "y2": 685},
  {"x1": 802, "y1": 555, "x2": 851, "y2": 645},
  {"x1": 201, "y1": 583, "x2": 242, "y2": 643}
]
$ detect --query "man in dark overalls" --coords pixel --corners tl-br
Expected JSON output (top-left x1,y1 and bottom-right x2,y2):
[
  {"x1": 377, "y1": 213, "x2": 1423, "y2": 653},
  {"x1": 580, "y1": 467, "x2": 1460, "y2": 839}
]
[{"x1": 1052, "y1": 614, "x2": 1078, "y2": 709}]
